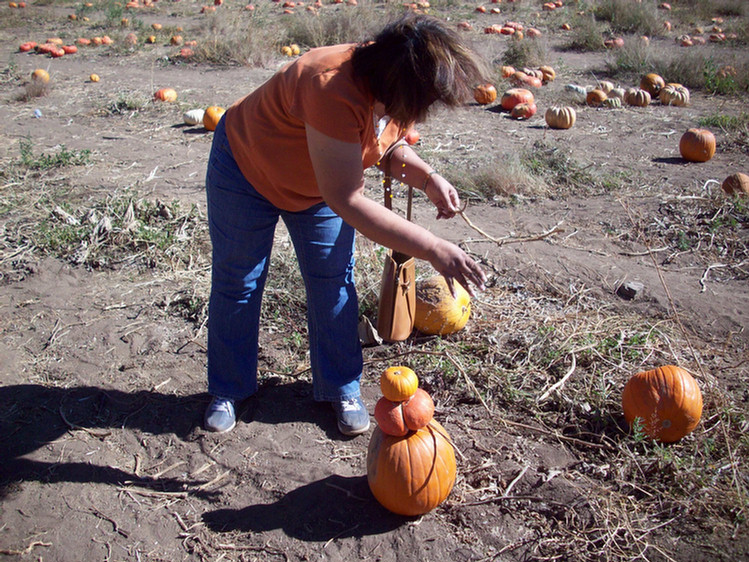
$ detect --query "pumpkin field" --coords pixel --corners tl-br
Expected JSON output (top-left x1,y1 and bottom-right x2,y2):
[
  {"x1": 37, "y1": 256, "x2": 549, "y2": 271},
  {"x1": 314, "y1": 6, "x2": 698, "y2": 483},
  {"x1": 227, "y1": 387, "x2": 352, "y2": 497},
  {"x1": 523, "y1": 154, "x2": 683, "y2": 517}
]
[{"x1": 0, "y1": 0, "x2": 747, "y2": 560}]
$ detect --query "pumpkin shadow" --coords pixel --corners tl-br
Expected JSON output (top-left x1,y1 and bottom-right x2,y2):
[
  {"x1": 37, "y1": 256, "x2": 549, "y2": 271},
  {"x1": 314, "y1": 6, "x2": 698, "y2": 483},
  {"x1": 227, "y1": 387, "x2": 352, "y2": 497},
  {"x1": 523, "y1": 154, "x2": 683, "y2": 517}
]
[
  {"x1": 652, "y1": 156, "x2": 687, "y2": 165},
  {"x1": 202, "y1": 474, "x2": 408, "y2": 539}
]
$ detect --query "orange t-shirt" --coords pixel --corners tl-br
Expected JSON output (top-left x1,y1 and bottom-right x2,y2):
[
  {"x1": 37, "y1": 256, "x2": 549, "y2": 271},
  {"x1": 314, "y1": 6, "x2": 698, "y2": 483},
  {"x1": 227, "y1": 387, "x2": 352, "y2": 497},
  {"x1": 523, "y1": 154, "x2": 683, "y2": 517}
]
[{"x1": 224, "y1": 43, "x2": 404, "y2": 212}]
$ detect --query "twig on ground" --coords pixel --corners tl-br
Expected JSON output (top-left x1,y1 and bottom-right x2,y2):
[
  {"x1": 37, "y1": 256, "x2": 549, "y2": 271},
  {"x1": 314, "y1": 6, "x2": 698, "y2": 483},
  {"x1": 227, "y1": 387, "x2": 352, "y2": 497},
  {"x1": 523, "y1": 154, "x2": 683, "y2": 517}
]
[
  {"x1": 537, "y1": 353, "x2": 577, "y2": 403},
  {"x1": 0, "y1": 541, "x2": 52, "y2": 556},
  {"x1": 59, "y1": 405, "x2": 112, "y2": 438},
  {"x1": 503, "y1": 465, "x2": 529, "y2": 497},
  {"x1": 90, "y1": 508, "x2": 130, "y2": 538},
  {"x1": 458, "y1": 208, "x2": 564, "y2": 247}
]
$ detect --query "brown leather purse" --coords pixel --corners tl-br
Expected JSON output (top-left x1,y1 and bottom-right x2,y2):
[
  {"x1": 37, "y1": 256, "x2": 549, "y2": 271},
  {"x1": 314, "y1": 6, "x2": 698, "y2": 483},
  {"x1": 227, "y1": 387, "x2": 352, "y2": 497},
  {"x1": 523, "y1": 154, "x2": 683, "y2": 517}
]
[{"x1": 376, "y1": 143, "x2": 416, "y2": 343}]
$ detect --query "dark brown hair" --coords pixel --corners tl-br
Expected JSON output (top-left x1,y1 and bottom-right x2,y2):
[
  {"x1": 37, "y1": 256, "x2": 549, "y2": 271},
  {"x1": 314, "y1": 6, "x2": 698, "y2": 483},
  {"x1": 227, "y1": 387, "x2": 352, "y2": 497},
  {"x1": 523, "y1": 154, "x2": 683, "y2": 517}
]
[{"x1": 352, "y1": 13, "x2": 489, "y2": 125}]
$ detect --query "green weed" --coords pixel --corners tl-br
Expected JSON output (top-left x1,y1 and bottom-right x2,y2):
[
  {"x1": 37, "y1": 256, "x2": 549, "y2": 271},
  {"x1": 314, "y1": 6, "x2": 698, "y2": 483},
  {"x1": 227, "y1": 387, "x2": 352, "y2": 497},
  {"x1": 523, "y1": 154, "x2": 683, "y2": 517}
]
[{"x1": 18, "y1": 138, "x2": 91, "y2": 170}]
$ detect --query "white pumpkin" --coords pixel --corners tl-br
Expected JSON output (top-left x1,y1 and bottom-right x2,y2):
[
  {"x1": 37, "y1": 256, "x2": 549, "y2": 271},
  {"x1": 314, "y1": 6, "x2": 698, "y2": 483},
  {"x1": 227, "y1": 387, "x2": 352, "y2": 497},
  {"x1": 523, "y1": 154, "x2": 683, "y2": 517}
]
[{"x1": 183, "y1": 108, "x2": 205, "y2": 126}]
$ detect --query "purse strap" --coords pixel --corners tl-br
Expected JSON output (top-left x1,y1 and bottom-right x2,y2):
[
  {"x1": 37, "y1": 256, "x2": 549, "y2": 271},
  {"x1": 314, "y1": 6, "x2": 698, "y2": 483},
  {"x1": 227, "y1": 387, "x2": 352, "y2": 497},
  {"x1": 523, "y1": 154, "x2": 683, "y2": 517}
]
[{"x1": 381, "y1": 142, "x2": 413, "y2": 221}]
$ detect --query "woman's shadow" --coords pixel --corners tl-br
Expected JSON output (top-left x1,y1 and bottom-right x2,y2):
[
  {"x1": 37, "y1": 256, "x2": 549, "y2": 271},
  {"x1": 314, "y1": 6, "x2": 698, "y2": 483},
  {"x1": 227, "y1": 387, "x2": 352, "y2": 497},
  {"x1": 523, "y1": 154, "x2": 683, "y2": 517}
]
[{"x1": 0, "y1": 381, "x2": 348, "y2": 497}]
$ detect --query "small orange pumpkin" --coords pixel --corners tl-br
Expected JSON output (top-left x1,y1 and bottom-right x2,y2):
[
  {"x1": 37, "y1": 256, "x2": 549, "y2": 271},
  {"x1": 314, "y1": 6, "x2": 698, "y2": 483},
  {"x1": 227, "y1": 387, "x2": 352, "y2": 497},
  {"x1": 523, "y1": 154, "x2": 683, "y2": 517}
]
[
  {"x1": 621, "y1": 365, "x2": 703, "y2": 442},
  {"x1": 153, "y1": 87, "x2": 178, "y2": 102},
  {"x1": 31, "y1": 68, "x2": 50, "y2": 83},
  {"x1": 586, "y1": 89, "x2": 607, "y2": 107},
  {"x1": 367, "y1": 420, "x2": 456, "y2": 516},
  {"x1": 203, "y1": 106, "x2": 226, "y2": 131},
  {"x1": 414, "y1": 276, "x2": 471, "y2": 336},
  {"x1": 380, "y1": 366, "x2": 418, "y2": 402},
  {"x1": 679, "y1": 128, "x2": 716, "y2": 162},
  {"x1": 473, "y1": 83, "x2": 497, "y2": 105}
]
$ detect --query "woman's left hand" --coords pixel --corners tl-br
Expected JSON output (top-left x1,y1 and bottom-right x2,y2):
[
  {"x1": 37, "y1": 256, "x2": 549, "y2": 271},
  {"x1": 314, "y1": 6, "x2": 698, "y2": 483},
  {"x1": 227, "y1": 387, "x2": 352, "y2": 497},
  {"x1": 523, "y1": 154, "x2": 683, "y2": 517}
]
[{"x1": 424, "y1": 173, "x2": 461, "y2": 220}]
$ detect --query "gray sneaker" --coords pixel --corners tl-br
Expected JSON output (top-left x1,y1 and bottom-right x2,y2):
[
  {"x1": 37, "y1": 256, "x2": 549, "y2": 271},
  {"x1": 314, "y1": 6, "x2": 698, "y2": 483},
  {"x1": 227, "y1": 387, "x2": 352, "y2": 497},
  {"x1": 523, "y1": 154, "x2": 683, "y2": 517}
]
[
  {"x1": 333, "y1": 397, "x2": 370, "y2": 436},
  {"x1": 204, "y1": 396, "x2": 236, "y2": 433}
]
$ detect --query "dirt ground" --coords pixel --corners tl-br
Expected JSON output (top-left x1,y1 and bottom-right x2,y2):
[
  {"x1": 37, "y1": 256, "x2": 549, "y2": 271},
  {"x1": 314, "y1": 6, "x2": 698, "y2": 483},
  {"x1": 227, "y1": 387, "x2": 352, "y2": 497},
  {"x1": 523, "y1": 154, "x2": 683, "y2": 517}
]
[{"x1": 1, "y1": 2, "x2": 748, "y2": 561}]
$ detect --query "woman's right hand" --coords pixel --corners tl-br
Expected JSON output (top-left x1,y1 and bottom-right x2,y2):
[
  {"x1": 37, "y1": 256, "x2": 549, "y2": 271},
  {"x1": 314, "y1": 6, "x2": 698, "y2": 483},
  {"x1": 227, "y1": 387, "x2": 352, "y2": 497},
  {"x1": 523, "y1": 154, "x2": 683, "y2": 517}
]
[{"x1": 428, "y1": 238, "x2": 486, "y2": 297}]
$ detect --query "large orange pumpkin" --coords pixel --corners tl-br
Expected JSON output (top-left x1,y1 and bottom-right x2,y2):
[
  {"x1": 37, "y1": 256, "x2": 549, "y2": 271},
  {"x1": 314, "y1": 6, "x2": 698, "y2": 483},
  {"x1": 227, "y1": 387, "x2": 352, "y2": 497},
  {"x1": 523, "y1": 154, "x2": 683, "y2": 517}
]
[
  {"x1": 679, "y1": 128, "x2": 716, "y2": 162},
  {"x1": 367, "y1": 420, "x2": 456, "y2": 516},
  {"x1": 621, "y1": 365, "x2": 703, "y2": 442},
  {"x1": 640, "y1": 73, "x2": 665, "y2": 97},
  {"x1": 500, "y1": 88, "x2": 534, "y2": 111},
  {"x1": 374, "y1": 388, "x2": 435, "y2": 436},
  {"x1": 414, "y1": 276, "x2": 471, "y2": 336}
]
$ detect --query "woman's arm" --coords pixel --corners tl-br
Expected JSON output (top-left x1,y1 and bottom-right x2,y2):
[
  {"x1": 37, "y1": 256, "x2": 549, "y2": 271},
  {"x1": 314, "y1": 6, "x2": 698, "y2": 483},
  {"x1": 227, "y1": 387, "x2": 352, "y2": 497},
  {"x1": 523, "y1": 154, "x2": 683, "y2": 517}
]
[
  {"x1": 305, "y1": 124, "x2": 486, "y2": 295},
  {"x1": 376, "y1": 142, "x2": 461, "y2": 220}
]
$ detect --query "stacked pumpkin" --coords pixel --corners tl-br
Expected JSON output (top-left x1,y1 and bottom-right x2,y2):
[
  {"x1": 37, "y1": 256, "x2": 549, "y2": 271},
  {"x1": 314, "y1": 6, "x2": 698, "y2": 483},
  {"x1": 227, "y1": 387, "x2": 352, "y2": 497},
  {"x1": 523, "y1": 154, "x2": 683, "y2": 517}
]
[{"x1": 367, "y1": 366, "x2": 457, "y2": 516}]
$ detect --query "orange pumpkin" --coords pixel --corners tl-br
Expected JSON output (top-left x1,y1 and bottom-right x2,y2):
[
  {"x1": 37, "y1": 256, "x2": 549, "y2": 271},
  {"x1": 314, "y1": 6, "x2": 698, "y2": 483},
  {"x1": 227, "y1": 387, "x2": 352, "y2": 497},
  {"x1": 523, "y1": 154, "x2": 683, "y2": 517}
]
[
  {"x1": 640, "y1": 73, "x2": 665, "y2": 97},
  {"x1": 510, "y1": 102, "x2": 537, "y2": 119},
  {"x1": 203, "y1": 106, "x2": 226, "y2": 131},
  {"x1": 622, "y1": 365, "x2": 703, "y2": 442},
  {"x1": 380, "y1": 366, "x2": 418, "y2": 402},
  {"x1": 414, "y1": 276, "x2": 471, "y2": 336},
  {"x1": 721, "y1": 172, "x2": 749, "y2": 196},
  {"x1": 679, "y1": 128, "x2": 716, "y2": 162},
  {"x1": 153, "y1": 87, "x2": 177, "y2": 102},
  {"x1": 374, "y1": 388, "x2": 435, "y2": 436},
  {"x1": 367, "y1": 420, "x2": 456, "y2": 516},
  {"x1": 500, "y1": 88, "x2": 534, "y2": 111},
  {"x1": 586, "y1": 89, "x2": 607, "y2": 107},
  {"x1": 473, "y1": 83, "x2": 497, "y2": 105},
  {"x1": 31, "y1": 68, "x2": 50, "y2": 83}
]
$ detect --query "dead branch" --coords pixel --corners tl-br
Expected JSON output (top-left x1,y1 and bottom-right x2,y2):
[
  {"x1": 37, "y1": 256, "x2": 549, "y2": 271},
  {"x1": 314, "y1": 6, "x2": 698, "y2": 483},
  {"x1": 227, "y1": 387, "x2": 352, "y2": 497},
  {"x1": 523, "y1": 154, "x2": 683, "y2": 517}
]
[{"x1": 458, "y1": 208, "x2": 564, "y2": 247}]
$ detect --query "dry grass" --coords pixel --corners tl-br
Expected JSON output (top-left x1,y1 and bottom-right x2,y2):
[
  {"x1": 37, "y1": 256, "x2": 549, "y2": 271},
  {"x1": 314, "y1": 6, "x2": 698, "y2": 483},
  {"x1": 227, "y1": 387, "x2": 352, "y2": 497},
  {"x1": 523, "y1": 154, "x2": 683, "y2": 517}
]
[
  {"x1": 284, "y1": 3, "x2": 394, "y2": 48},
  {"x1": 190, "y1": 7, "x2": 284, "y2": 67},
  {"x1": 593, "y1": 0, "x2": 666, "y2": 38}
]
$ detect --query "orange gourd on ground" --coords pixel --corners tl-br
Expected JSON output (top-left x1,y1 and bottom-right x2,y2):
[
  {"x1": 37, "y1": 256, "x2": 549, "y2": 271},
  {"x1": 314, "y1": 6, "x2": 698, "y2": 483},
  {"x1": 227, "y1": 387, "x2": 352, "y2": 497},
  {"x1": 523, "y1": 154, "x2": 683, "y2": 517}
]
[
  {"x1": 367, "y1": 420, "x2": 456, "y2": 516},
  {"x1": 414, "y1": 276, "x2": 471, "y2": 336},
  {"x1": 203, "y1": 106, "x2": 226, "y2": 131},
  {"x1": 640, "y1": 73, "x2": 665, "y2": 97},
  {"x1": 31, "y1": 68, "x2": 50, "y2": 83},
  {"x1": 622, "y1": 365, "x2": 703, "y2": 442},
  {"x1": 679, "y1": 128, "x2": 716, "y2": 162},
  {"x1": 154, "y1": 87, "x2": 177, "y2": 102},
  {"x1": 473, "y1": 83, "x2": 497, "y2": 105},
  {"x1": 586, "y1": 89, "x2": 607, "y2": 107},
  {"x1": 500, "y1": 88, "x2": 534, "y2": 111}
]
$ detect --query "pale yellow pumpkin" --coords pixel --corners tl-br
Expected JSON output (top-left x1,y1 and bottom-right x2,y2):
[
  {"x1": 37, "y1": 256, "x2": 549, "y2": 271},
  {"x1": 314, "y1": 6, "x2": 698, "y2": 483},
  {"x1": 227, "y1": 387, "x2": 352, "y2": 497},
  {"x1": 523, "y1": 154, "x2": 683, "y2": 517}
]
[{"x1": 414, "y1": 276, "x2": 471, "y2": 336}]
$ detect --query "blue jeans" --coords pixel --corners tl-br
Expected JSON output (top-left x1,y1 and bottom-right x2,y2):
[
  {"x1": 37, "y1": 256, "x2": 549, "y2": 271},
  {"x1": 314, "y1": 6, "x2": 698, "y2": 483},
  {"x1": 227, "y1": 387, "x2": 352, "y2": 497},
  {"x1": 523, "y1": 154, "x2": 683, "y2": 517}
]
[{"x1": 205, "y1": 117, "x2": 363, "y2": 402}]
